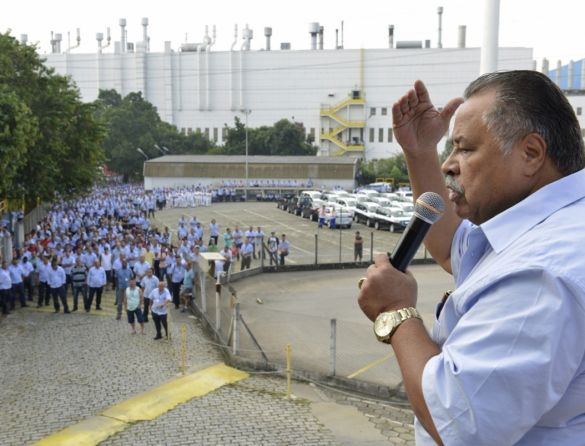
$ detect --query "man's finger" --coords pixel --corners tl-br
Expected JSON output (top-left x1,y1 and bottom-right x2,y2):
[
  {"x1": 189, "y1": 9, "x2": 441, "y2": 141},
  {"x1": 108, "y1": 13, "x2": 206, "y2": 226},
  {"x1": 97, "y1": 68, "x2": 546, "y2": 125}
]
[
  {"x1": 414, "y1": 80, "x2": 431, "y2": 104},
  {"x1": 374, "y1": 253, "x2": 390, "y2": 267}
]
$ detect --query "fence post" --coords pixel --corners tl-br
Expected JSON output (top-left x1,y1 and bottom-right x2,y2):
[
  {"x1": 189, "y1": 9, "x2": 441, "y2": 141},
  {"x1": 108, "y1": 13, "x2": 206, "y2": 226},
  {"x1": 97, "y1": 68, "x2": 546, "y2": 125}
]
[
  {"x1": 314, "y1": 234, "x2": 318, "y2": 265},
  {"x1": 286, "y1": 344, "x2": 292, "y2": 399},
  {"x1": 200, "y1": 271, "x2": 207, "y2": 314},
  {"x1": 215, "y1": 276, "x2": 221, "y2": 332},
  {"x1": 260, "y1": 236, "x2": 265, "y2": 269},
  {"x1": 338, "y1": 226, "x2": 342, "y2": 263},
  {"x1": 181, "y1": 324, "x2": 187, "y2": 375},
  {"x1": 330, "y1": 318, "x2": 337, "y2": 376},
  {"x1": 232, "y1": 302, "x2": 240, "y2": 355},
  {"x1": 370, "y1": 231, "x2": 374, "y2": 263}
]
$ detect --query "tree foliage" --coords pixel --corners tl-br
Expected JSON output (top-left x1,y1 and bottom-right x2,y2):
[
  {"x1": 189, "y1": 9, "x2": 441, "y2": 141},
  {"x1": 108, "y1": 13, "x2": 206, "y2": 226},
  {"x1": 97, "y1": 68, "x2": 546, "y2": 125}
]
[
  {"x1": 94, "y1": 90, "x2": 215, "y2": 181},
  {"x1": 357, "y1": 154, "x2": 410, "y2": 186},
  {"x1": 0, "y1": 32, "x2": 104, "y2": 206},
  {"x1": 221, "y1": 117, "x2": 317, "y2": 156}
]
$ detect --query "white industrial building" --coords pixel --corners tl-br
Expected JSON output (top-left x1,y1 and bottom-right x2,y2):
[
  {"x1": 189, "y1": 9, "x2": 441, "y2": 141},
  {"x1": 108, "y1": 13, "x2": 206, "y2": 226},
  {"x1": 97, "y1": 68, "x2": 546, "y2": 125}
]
[{"x1": 36, "y1": 11, "x2": 584, "y2": 159}]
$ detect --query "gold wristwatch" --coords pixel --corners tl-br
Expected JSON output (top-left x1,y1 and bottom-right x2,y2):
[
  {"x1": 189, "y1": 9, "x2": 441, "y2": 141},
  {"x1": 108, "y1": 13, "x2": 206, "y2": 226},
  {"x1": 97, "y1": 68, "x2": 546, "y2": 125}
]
[{"x1": 374, "y1": 307, "x2": 422, "y2": 344}]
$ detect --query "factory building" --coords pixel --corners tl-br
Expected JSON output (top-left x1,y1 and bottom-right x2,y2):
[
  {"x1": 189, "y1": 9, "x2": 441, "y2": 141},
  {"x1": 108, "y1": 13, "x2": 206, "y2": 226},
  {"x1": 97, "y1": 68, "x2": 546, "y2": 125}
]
[{"x1": 38, "y1": 14, "x2": 536, "y2": 160}]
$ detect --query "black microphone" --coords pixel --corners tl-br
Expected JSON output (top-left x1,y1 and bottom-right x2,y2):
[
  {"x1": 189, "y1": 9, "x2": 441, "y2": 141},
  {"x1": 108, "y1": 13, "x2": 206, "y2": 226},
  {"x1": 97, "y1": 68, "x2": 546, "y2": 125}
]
[{"x1": 389, "y1": 192, "x2": 445, "y2": 272}]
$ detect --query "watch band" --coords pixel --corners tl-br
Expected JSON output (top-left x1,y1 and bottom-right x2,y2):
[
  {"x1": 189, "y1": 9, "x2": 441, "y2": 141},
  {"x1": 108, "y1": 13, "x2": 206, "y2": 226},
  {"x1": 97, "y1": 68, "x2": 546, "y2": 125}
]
[{"x1": 374, "y1": 307, "x2": 422, "y2": 344}]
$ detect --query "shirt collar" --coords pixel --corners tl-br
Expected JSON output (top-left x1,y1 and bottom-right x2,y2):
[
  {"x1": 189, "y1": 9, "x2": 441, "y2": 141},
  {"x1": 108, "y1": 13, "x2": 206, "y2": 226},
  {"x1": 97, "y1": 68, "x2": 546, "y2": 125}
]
[{"x1": 481, "y1": 168, "x2": 585, "y2": 254}]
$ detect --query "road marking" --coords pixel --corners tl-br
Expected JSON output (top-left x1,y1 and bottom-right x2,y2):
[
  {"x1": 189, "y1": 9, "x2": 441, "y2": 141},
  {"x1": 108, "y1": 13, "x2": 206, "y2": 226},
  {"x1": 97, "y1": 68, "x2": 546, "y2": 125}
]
[
  {"x1": 33, "y1": 363, "x2": 248, "y2": 446},
  {"x1": 346, "y1": 352, "x2": 395, "y2": 379}
]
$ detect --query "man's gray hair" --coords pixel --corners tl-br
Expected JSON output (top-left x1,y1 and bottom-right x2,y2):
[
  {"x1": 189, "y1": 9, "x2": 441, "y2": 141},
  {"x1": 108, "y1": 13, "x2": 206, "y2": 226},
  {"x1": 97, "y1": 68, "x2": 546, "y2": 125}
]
[{"x1": 464, "y1": 70, "x2": 585, "y2": 175}]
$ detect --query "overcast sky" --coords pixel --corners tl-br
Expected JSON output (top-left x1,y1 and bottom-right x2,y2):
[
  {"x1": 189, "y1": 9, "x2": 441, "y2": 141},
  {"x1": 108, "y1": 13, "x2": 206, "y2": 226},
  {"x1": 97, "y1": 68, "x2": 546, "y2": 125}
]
[{"x1": 2, "y1": 0, "x2": 584, "y2": 67}]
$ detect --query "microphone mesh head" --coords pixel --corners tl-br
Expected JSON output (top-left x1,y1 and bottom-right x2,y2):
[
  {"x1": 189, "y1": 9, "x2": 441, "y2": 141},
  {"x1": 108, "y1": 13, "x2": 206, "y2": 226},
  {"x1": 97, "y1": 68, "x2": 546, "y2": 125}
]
[{"x1": 414, "y1": 192, "x2": 445, "y2": 224}]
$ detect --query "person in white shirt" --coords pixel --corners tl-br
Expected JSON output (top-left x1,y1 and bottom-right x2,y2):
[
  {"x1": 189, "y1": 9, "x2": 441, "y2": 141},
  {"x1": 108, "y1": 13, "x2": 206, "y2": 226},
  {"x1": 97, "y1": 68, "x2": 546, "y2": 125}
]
[
  {"x1": 240, "y1": 237, "x2": 254, "y2": 270},
  {"x1": 149, "y1": 281, "x2": 172, "y2": 340},
  {"x1": 124, "y1": 278, "x2": 144, "y2": 335},
  {"x1": 140, "y1": 268, "x2": 159, "y2": 323},
  {"x1": 245, "y1": 226, "x2": 258, "y2": 259},
  {"x1": 20, "y1": 255, "x2": 35, "y2": 302},
  {"x1": 8, "y1": 258, "x2": 27, "y2": 309},
  {"x1": 133, "y1": 255, "x2": 151, "y2": 287},
  {"x1": 100, "y1": 246, "x2": 113, "y2": 290},
  {"x1": 0, "y1": 260, "x2": 12, "y2": 314},
  {"x1": 278, "y1": 234, "x2": 290, "y2": 266},
  {"x1": 36, "y1": 255, "x2": 51, "y2": 307},
  {"x1": 267, "y1": 232, "x2": 280, "y2": 266},
  {"x1": 86, "y1": 259, "x2": 107, "y2": 312},
  {"x1": 48, "y1": 259, "x2": 69, "y2": 313},
  {"x1": 208, "y1": 219, "x2": 220, "y2": 246}
]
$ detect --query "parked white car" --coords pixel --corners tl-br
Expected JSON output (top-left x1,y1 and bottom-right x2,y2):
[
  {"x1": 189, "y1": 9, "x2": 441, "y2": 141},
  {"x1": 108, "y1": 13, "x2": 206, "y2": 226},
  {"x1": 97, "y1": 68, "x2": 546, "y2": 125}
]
[
  {"x1": 324, "y1": 204, "x2": 353, "y2": 229},
  {"x1": 354, "y1": 202, "x2": 381, "y2": 227},
  {"x1": 372, "y1": 207, "x2": 411, "y2": 232}
]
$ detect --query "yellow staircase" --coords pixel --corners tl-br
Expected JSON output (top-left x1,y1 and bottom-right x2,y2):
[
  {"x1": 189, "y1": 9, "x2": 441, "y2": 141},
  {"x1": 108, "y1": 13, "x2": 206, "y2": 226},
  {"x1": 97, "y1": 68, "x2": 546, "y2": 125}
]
[{"x1": 320, "y1": 94, "x2": 366, "y2": 155}]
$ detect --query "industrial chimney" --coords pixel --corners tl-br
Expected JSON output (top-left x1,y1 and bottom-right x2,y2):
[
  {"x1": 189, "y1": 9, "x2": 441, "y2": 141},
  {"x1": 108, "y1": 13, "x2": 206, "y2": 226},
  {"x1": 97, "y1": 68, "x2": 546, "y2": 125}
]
[
  {"x1": 309, "y1": 22, "x2": 319, "y2": 50},
  {"x1": 387, "y1": 25, "x2": 394, "y2": 49},
  {"x1": 119, "y1": 18, "x2": 127, "y2": 53},
  {"x1": 142, "y1": 17, "x2": 149, "y2": 51},
  {"x1": 437, "y1": 6, "x2": 443, "y2": 48},
  {"x1": 264, "y1": 27, "x2": 272, "y2": 51},
  {"x1": 458, "y1": 25, "x2": 466, "y2": 48}
]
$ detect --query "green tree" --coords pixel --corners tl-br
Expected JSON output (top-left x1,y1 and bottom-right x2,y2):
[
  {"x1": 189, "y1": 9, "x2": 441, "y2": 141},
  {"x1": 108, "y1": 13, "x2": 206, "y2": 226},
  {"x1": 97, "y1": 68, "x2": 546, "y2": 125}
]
[
  {"x1": 222, "y1": 117, "x2": 317, "y2": 156},
  {"x1": 358, "y1": 154, "x2": 410, "y2": 186},
  {"x1": 0, "y1": 85, "x2": 37, "y2": 196},
  {"x1": 0, "y1": 32, "x2": 104, "y2": 206},
  {"x1": 95, "y1": 89, "x2": 215, "y2": 180}
]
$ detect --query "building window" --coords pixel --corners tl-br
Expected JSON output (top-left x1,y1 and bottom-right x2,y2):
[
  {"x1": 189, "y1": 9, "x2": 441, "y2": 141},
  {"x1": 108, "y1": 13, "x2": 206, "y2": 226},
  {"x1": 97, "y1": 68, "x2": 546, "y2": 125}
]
[
  {"x1": 222, "y1": 127, "x2": 228, "y2": 140},
  {"x1": 213, "y1": 128, "x2": 218, "y2": 142},
  {"x1": 381, "y1": 107, "x2": 388, "y2": 116},
  {"x1": 204, "y1": 128, "x2": 209, "y2": 138},
  {"x1": 577, "y1": 107, "x2": 582, "y2": 116},
  {"x1": 310, "y1": 128, "x2": 315, "y2": 138},
  {"x1": 181, "y1": 127, "x2": 186, "y2": 135},
  {"x1": 369, "y1": 128, "x2": 375, "y2": 143},
  {"x1": 370, "y1": 107, "x2": 376, "y2": 116},
  {"x1": 196, "y1": 128, "x2": 201, "y2": 134},
  {"x1": 378, "y1": 128, "x2": 384, "y2": 142},
  {"x1": 187, "y1": 127, "x2": 193, "y2": 134},
  {"x1": 388, "y1": 128, "x2": 393, "y2": 142}
]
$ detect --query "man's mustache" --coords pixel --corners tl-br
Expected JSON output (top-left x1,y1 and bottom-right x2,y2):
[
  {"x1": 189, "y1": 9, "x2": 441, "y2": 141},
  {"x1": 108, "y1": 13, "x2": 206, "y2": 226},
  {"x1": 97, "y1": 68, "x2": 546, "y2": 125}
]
[{"x1": 445, "y1": 175, "x2": 464, "y2": 194}]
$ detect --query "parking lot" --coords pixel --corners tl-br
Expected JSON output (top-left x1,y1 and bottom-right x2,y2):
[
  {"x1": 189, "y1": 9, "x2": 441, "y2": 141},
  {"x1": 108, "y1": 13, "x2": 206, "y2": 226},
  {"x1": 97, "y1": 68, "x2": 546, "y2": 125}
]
[{"x1": 153, "y1": 201, "x2": 430, "y2": 266}]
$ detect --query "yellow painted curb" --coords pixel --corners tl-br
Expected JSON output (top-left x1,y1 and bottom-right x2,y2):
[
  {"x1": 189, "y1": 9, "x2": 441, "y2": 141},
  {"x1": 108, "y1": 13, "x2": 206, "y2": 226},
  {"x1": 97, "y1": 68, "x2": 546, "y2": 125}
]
[
  {"x1": 34, "y1": 363, "x2": 248, "y2": 446},
  {"x1": 34, "y1": 416, "x2": 126, "y2": 446},
  {"x1": 102, "y1": 363, "x2": 249, "y2": 422}
]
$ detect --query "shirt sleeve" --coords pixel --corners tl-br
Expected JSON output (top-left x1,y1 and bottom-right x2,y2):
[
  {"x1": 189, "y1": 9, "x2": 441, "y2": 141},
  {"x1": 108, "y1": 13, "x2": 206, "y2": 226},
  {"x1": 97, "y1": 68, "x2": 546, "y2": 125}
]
[{"x1": 422, "y1": 268, "x2": 585, "y2": 445}]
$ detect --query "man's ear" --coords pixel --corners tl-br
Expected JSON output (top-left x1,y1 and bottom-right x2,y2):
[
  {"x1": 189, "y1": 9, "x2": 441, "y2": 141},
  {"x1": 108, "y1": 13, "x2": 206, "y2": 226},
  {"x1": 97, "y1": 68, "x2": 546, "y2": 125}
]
[{"x1": 520, "y1": 132, "x2": 547, "y2": 176}]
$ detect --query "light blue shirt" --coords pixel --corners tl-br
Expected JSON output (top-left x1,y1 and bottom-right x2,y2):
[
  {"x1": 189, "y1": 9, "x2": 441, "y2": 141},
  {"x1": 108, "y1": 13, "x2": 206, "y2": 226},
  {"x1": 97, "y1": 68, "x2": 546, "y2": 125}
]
[{"x1": 417, "y1": 169, "x2": 585, "y2": 445}]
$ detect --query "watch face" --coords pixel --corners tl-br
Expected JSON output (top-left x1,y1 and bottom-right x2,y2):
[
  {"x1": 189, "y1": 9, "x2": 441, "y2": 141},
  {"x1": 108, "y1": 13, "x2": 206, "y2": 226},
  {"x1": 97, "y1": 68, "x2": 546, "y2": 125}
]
[{"x1": 374, "y1": 312, "x2": 400, "y2": 337}]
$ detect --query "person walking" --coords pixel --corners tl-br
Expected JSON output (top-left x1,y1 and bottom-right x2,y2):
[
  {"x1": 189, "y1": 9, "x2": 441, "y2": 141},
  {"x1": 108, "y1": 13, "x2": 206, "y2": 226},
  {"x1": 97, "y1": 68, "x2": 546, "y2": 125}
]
[
  {"x1": 140, "y1": 268, "x2": 159, "y2": 323},
  {"x1": 180, "y1": 262, "x2": 194, "y2": 313},
  {"x1": 149, "y1": 281, "x2": 171, "y2": 340},
  {"x1": 124, "y1": 278, "x2": 144, "y2": 335},
  {"x1": 318, "y1": 205, "x2": 326, "y2": 229}
]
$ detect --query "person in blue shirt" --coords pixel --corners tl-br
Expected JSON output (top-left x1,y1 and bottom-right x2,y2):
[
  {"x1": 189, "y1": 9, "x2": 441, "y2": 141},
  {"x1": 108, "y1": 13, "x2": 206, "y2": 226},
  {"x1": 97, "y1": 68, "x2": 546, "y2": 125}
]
[
  {"x1": 115, "y1": 259, "x2": 134, "y2": 321},
  {"x1": 358, "y1": 71, "x2": 585, "y2": 445}
]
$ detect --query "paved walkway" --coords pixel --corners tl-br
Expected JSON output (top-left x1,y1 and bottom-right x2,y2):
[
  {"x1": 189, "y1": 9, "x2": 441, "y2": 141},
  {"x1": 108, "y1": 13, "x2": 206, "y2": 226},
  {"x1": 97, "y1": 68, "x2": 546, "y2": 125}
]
[{"x1": 0, "y1": 288, "x2": 416, "y2": 445}]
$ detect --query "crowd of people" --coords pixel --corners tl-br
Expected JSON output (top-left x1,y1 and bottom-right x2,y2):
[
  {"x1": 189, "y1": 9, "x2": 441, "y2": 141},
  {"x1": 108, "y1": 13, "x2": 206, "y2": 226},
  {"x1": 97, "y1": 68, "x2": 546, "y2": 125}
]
[{"x1": 0, "y1": 184, "x2": 292, "y2": 339}]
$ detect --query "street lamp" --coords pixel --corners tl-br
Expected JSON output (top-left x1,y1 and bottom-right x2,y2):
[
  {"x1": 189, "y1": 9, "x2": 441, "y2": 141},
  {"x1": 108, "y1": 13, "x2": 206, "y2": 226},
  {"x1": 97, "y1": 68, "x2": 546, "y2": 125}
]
[
  {"x1": 154, "y1": 144, "x2": 170, "y2": 156},
  {"x1": 241, "y1": 109, "x2": 251, "y2": 200},
  {"x1": 136, "y1": 148, "x2": 149, "y2": 160}
]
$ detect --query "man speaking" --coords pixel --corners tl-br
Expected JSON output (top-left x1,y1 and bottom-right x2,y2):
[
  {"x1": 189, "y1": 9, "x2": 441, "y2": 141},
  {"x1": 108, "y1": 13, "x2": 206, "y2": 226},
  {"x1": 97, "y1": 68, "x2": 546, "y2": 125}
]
[{"x1": 358, "y1": 71, "x2": 585, "y2": 445}]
